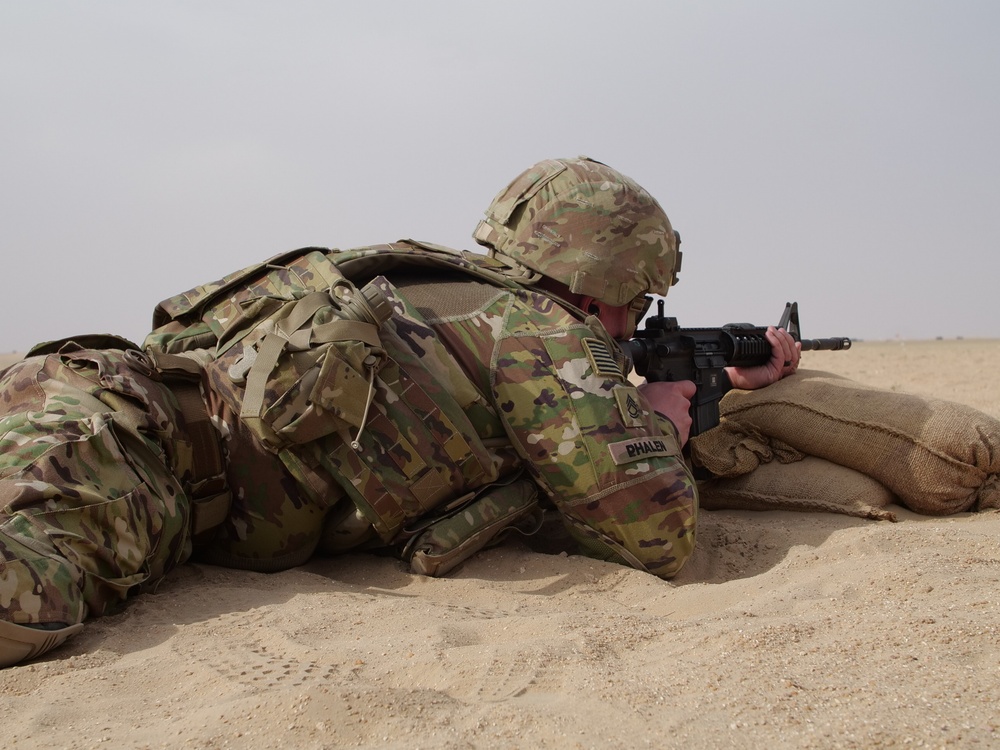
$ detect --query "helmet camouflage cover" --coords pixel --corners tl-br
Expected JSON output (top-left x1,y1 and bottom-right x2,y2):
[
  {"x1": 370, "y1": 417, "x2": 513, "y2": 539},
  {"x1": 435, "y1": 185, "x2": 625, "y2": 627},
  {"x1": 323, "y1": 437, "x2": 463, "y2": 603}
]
[{"x1": 473, "y1": 156, "x2": 681, "y2": 307}]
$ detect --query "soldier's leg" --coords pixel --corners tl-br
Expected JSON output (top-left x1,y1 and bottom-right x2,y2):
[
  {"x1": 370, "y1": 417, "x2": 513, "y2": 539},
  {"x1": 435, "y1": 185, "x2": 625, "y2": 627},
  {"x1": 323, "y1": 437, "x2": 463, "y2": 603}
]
[{"x1": 0, "y1": 351, "x2": 195, "y2": 667}]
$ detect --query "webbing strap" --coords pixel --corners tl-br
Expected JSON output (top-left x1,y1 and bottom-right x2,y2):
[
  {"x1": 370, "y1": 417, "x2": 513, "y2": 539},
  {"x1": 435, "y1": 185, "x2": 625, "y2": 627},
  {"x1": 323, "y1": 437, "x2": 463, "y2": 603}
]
[
  {"x1": 279, "y1": 291, "x2": 330, "y2": 337},
  {"x1": 240, "y1": 290, "x2": 384, "y2": 426},
  {"x1": 241, "y1": 292, "x2": 342, "y2": 421},
  {"x1": 311, "y1": 319, "x2": 381, "y2": 347},
  {"x1": 240, "y1": 332, "x2": 288, "y2": 426},
  {"x1": 279, "y1": 291, "x2": 383, "y2": 348}
]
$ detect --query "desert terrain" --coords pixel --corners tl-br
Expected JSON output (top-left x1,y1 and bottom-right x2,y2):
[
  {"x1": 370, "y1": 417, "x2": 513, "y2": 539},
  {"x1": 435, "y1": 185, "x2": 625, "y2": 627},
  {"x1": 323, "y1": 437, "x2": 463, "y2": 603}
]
[{"x1": 1, "y1": 340, "x2": 998, "y2": 749}]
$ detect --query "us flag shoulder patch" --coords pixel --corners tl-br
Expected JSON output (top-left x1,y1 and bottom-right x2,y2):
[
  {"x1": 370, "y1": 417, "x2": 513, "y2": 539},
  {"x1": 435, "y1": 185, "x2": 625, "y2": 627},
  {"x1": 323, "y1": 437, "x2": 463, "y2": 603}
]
[{"x1": 582, "y1": 338, "x2": 623, "y2": 381}]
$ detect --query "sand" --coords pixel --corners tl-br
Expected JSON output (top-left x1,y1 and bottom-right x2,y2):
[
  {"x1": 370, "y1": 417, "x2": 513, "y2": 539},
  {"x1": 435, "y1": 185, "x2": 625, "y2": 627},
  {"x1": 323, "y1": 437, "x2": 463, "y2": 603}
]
[{"x1": 1, "y1": 340, "x2": 998, "y2": 748}]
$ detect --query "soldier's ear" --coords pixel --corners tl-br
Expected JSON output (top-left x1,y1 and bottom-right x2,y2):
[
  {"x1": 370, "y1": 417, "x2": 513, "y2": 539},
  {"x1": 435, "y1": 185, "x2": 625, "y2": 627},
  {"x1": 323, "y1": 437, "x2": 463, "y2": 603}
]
[{"x1": 581, "y1": 296, "x2": 632, "y2": 339}]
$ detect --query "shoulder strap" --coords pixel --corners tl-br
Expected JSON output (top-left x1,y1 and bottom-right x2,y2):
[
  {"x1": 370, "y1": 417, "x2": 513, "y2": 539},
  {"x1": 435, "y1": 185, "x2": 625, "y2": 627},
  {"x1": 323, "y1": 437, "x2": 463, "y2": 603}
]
[
  {"x1": 152, "y1": 247, "x2": 329, "y2": 328},
  {"x1": 27, "y1": 333, "x2": 142, "y2": 357},
  {"x1": 329, "y1": 240, "x2": 524, "y2": 290}
]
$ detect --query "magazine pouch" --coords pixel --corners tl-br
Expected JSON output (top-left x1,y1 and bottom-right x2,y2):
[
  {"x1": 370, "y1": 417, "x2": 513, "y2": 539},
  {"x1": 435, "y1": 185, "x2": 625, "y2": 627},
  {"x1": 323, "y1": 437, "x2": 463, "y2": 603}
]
[{"x1": 400, "y1": 475, "x2": 542, "y2": 577}]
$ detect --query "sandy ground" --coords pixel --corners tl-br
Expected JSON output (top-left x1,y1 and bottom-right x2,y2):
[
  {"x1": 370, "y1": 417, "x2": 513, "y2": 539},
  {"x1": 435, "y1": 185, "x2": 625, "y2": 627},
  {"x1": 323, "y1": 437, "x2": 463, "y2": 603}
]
[{"x1": 1, "y1": 340, "x2": 999, "y2": 749}]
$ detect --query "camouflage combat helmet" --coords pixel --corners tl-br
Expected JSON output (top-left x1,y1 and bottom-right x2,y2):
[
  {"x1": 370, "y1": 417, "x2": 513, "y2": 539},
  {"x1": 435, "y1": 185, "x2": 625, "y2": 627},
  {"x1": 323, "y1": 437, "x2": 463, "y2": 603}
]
[{"x1": 472, "y1": 156, "x2": 682, "y2": 307}]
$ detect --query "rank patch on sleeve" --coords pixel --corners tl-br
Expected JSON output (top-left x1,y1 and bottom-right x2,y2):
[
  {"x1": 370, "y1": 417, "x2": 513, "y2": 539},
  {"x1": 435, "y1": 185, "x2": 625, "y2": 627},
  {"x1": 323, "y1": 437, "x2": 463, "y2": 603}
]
[
  {"x1": 583, "y1": 338, "x2": 624, "y2": 381},
  {"x1": 614, "y1": 386, "x2": 646, "y2": 428},
  {"x1": 608, "y1": 436, "x2": 678, "y2": 465}
]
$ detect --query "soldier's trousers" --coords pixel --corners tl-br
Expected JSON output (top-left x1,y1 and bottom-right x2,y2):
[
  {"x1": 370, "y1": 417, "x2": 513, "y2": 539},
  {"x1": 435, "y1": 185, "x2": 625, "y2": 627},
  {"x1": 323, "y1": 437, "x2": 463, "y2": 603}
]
[{"x1": 0, "y1": 349, "x2": 195, "y2": 626}]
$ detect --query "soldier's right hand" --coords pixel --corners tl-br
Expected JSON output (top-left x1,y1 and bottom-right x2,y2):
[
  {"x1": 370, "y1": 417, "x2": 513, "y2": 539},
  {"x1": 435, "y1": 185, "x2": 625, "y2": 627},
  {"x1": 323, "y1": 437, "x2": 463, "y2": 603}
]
[{"x1": 637, "y1": 380, "x2": 696, "y2": 446}]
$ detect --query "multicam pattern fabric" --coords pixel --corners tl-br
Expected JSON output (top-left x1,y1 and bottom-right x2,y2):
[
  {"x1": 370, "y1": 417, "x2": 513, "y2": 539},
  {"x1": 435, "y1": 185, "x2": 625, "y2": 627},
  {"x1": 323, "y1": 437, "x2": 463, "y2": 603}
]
[
  {"x1": 473, "y1": 157, "x2": 682, "y2": 306},
  {"x1": 192, "y1": 387, "x2": 344, "y2": 572},
  {"x1": 146, "y1": 247, "x2": 347, "y2": 355},
  {"x1": 0, "y1": 348, "x2": 194, "y2": 625},
  {"x1": 421, "y1": 280, "x2": 697, "y2": 577},
  {"x1": 403, "y1": 476, "x2": 541, "y2": 577},
  {"x1": 142, "y1": 241, "x2": 698, "y2": 579},
  {"x1": 148, "y1": 248, "x2": 362, "y2": 570},
  {"x1": 0, "y1": 238, "x2": 698, "y2": 653}
]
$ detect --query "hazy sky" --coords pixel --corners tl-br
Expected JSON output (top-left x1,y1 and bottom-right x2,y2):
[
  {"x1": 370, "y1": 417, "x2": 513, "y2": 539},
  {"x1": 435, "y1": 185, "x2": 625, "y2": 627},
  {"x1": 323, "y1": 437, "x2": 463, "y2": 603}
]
[{"x1": 2, "y1": 1, "x2": 998, "y2": 353}]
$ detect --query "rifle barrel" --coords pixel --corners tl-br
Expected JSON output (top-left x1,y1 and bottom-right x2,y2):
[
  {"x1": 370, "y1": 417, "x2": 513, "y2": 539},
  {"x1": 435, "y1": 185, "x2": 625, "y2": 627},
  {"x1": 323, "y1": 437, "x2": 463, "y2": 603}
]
[{"x1": 799, "y1": 337, "x2": 852, "y2": 351}]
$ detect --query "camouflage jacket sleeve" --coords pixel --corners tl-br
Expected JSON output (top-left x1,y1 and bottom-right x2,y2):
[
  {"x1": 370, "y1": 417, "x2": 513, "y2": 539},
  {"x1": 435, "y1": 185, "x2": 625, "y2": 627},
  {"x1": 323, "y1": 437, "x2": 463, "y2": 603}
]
[{"x1": 491, "y1": 289, "x2": 698, "y2": 578}]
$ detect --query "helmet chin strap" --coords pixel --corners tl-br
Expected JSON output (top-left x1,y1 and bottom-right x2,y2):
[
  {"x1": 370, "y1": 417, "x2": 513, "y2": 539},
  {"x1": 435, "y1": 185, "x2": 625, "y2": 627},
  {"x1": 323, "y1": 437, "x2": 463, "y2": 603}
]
[
  {"x1": 580, "y1": 294, "x2": 652, "y2": 340},
  {"x1": 484, "y1": 249, "x2": 543, "y2": 285}
]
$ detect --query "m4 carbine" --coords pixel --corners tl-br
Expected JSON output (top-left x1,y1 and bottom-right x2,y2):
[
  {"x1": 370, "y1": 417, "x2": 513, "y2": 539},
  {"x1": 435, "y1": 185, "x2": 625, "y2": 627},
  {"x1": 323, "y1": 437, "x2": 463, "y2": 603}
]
[{"x1": 622, "y1": 301, "x2": 851, "y2": 438}]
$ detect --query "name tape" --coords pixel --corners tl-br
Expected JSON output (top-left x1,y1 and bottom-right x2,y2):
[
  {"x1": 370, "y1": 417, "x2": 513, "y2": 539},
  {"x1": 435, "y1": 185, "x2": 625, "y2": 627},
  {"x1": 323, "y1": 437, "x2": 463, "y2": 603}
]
[{"x1": 608, "y1": 436, "x2": 677, "y2": 465}]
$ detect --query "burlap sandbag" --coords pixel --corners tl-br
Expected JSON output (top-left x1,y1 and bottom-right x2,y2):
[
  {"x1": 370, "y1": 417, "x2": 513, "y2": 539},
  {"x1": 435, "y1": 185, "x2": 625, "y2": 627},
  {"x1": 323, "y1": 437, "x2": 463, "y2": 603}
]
[
  {"x1": 692, "y1": 369, "x2": 1000, "y2": 515},
  {"x1": 697, "y1": 456, "x2": 898, "y2": 521},
  {"x1": 689, "y1": 422, "x2": 804, "y2": 478}
]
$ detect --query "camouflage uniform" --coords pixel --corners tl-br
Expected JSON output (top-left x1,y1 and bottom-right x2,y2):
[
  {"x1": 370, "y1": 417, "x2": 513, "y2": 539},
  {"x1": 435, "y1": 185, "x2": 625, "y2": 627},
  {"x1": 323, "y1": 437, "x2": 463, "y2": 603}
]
[
  {"x1": 144, "y1": 242, "x2": 697, "y2": 579},
  {"x1": 1, "y1": 158, "x2": 697, "y2": 666},
  {"x1": 0, "y1": 344, "x2": 199, "y2": 626}
]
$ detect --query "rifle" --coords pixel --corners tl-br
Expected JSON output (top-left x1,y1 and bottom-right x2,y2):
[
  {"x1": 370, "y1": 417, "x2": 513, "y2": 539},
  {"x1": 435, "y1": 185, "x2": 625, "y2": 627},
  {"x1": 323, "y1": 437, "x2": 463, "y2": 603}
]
[{"x1": 622, "y1": 301, "x2": 851, "y2": 437}]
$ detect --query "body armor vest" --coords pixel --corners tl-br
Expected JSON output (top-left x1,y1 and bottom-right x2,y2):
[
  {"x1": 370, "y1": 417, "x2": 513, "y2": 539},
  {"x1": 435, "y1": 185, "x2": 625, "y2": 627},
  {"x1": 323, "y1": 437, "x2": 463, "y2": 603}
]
[{"x1": 145, "y1": 242, "x2": 540, "y2": 567}]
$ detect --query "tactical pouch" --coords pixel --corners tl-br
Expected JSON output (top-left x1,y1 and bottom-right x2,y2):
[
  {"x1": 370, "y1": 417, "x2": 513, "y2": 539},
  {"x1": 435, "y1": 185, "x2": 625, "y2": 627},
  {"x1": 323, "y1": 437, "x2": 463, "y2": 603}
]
[
  {"x1": 302, "y1": 278, "x2": 501, "y2": 542},
  {"x1": 229, "y1": 278, "x2": 392, "y2": 450},
  {"x1": 145, "y1": 244, "x2": 514, "y2": 545},
  {"x1": 192, "y1": 274, "x2": 500, "y2": 543},
  {"x1": 400, "y1": 476, "x2": 541, "y2": 577}
]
